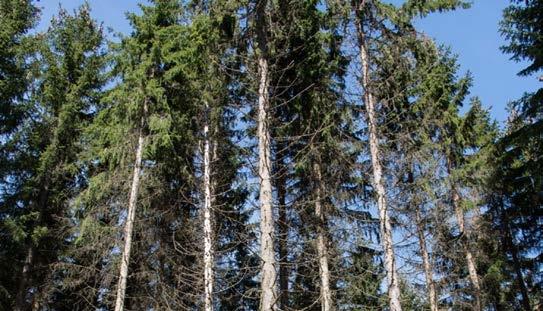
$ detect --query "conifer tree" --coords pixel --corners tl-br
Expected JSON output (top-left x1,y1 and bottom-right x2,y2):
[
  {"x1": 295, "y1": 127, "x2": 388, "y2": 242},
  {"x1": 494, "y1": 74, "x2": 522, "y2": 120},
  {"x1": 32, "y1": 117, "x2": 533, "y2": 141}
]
[
  {"x1": 60, "y1": 1, "x2": 198, "y2": 309},
  {"x1": 0, "y1": 5, "x2": 107, "y2": 310},
  {"x1": 347, "y1": 1, "x2": 470, "y2": 309},
  {"x1": 0, "y1": 0, "x2": 38, "y2": 308},
  {"x1": 480, "y1": 1, "x2": 543, "y2": 308},
  {"x1": 0, "y1": 1, "x2": 540, "y2": 309}
]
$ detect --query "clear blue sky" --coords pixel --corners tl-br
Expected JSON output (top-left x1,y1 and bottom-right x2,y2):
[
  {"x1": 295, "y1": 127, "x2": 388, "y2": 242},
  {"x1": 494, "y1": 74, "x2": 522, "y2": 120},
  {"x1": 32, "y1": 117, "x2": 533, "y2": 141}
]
[{"x1": 36, "y1": 0, "x2": 541, "y2": 124}]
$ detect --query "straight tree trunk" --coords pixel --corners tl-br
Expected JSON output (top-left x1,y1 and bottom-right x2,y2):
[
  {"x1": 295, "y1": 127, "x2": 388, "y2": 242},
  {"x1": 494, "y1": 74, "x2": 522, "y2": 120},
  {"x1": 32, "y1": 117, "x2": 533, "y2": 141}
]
[
  {"x1": 499, "y1": 201, "x2": 531, "y2": 311},
  {"x1": 15, "y1": 181, "x2": 50, "y2": 311},
  {"x1": 451, "y1": 189, "x2": 482, "y2": 311},
  {"x1": 277, "y1": 148, "x2": 289, "y2": 309},
  {"x1": 447, "y1": 157, "x2": 482, "y2": 311},
  {"x1": 114, "y1": 100, "x2": 148, "y2": 311},
  {"x1": 203, "y1": 104, "x2": 214, "y2": 311},
  {"x1": 14, "y1": 246, "x2": 34, "y2": 311},
  {"x1": 415, "y1": 208, "x2": 438, "y2": 311},
  {"x1": 255, "y1": 1, "x2": 277, "y2": 309},
  {"x1": 355, "y1": 6, "x2": 402, "y2": 310},
  {"x1": 314, "y1": 161, "x2": 333, "y2": 311}
]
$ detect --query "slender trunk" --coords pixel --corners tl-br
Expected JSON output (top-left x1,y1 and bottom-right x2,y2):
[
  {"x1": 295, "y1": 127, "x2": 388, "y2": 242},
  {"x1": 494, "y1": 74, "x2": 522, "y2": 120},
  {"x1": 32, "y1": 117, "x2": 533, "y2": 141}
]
[
  {"x1": 277, "y1": 149, "x2": 289, "y2": 309},
  {"x1": 447, "y1": 157, "x2": 481, "y2": 311},
  {"x1": 415, "y1": 209, "x2": 438, "y2": 311},
  {"x1": 256, "y1": 1, "x2": 277, "y2": 309},
  {"x1": 114, "y1": 100, "x2": 147, "y2": 311},
  {"x1": 500, "y1": 201, "x2": 531, "y2": 311},
  {"x1": 14, "y1": 246, "x2": 34, "y2": 311},
  {"x1": 355, "y1": 6, "x2": 402, "y2": 310},
  {"x1": 451, "y1": 190, "x2": 481, "y2": 310},
  {"x1": 314, "y1": 161, "x2": 332, "y2": 311},
  {"x1": 203, "y1": 103, "x2": 214, "y2": 311},
  {"x1": 15, "y1": 180, "x2": 50, "y2": 311}
]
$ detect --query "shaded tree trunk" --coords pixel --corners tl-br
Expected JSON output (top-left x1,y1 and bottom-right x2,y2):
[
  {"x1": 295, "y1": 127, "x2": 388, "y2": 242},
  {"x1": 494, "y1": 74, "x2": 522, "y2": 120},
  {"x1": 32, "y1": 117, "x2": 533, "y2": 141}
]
[
  {"x1": 314, "y1": 161, "x2": 332, "y2": 311},
  {"x1": 355, "y1": 5, "x2": 402, "y2": 310},
  {"x1": 500, "y1": 201, "x2": 531, "y2": 311},
  {"x1": 15, "y1": 180, "x2": 50, "y2": 311},
  {"x1": 277, "y1": 147, "x2": 289, "y2": 309},
  {"x1": 14, "y1": 246, "x2": 34, "y2": 311},
  {"x1": 114, "y1": 100, "x2": 147, "y2": 311},
  {"x1": 415, "y1": 208, "x2": 438, "y2": 311}
]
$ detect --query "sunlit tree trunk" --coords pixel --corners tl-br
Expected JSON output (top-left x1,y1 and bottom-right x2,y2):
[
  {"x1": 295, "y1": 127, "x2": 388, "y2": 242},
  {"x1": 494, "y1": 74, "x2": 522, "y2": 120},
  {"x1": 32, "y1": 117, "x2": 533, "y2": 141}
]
[
  {"x1": 447, "y1": 158, "x2": 481, "y2": 311},
  {"x1": 256, "y1": 1, "x2": 277, "y2": 309},
  {"x1": 415, "y1": 209, "x2": 438, "y2": 311},
  {"x1": 203, "y1": 103, "x2": 214, "y2": 311},
  {"x1": 355, "y1": 5, "x2": 402, "y2": 310},
  {"x1": 114, "y1": 100, "x2": 147, "y2": 311},
  {"x1": 451, "y1": 189, "x2": 481, "y2": 311}
]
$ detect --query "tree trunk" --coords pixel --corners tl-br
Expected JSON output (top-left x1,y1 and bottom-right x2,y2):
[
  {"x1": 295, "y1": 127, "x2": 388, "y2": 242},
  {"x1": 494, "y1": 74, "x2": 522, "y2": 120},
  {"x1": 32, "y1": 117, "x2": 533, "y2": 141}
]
[
  {"x1": 255, "y1": 1, "x2": 277, "y2": 309},
  {"x1": 314, "y1": 161, "x2": 333, "y2": 311},
  {"x1": 14, "y1": 245, "x2": 34, "y2": 311},
  {"x1": 415, "y1": 209, "x2": 438, "y2": 311},
  {"x1": 15, "y1": 180, "x2": 50, "y2": 311},
  {"x1": 450, "y1": 180, "x2": 481, "y2": 311},
  {"x1": 277, "y1": 148, "x2": 289, "y2": 309},
  {"x1": 203, "y1": 103, "x2": 214, "y2": 311},
  {"x1": 114, "y1": 100, "x2": 147, "y2": 311},
  {"x1": 500, "y1": 201, "x2": 531, "y2": 311},
  {"x1": 355, "y1": 6, "x2": 402, "y2": 311}
]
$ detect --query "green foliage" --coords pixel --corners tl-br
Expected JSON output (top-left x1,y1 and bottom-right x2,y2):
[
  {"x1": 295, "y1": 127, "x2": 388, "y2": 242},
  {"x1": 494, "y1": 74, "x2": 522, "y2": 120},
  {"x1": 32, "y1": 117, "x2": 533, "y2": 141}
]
[
  {"x1": 0, "y1": 3, "x2": 107, "y2": 310},
  {"x1": 0, "y1": 0, "x2": 37, "y2": 134},
  {"x1": 0, "y1": 0, "x2": 539, "y2": 309},
  {"x1": 500, "y1": 0, "x2": 543, "y2": 76}
]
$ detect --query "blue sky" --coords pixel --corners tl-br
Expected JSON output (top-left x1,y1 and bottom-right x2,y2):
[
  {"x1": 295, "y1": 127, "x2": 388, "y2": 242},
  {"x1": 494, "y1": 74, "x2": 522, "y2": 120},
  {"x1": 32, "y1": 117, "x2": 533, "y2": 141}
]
[{"x1": 36, "y1": 0, "x2": 540, "y2": 124}]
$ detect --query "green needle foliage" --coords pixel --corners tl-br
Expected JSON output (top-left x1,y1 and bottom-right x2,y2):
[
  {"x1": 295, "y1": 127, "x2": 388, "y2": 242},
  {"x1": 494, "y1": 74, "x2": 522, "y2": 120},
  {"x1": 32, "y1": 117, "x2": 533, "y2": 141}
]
[
  {"x1": 0, "y1": 1, "x2": 540, "y2": 310},
  {"x1": 0, "y1": 4, "x2": 107, "y2": 310}
]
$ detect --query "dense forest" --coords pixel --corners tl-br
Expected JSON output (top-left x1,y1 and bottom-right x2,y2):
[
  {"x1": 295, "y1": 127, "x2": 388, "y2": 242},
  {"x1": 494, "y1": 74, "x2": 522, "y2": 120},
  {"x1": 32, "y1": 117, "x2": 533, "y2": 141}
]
[{"x1": 0, "y1": 0, "x2": 541, "y2": 310}]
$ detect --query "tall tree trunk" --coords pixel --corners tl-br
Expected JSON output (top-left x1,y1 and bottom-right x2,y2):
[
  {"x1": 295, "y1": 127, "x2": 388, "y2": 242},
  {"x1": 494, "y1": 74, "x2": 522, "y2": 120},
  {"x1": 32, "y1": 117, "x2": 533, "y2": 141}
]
[
  {"x1": 277, "y1": 148, "x2": 289, "y2": 309},
  {"x1": 415, "y1": 208, "x2": 438, "y2": 311},
  {"x1": 314, "y1": 161, "x2": 333, "y2": 311},
  {"x1": 14, "y1": 245, "x2": 34, "y2": 311},
  {"x1": 255, "y1": 1, "x2": 277, "y2": 309},
  {"x1": 114, "y1": 100, "x2": 147, "y2": 311},
  {"x1": 203, "y1": 104, "x2": 214, "y2": 311},
  {"x1": 500, "y1": 201, "x2": 531, "y2": 311},
  {"x1": 451, "y1": 189, "x2": 481, "y2": 311},
  {"x1": 355, "y1": 5, "x2": 402, "y2": 311},
  {"x1": 447, "y1": 157, "x2": 481, "y2": 311},
  {"x1": 15, "y1": 181, "x2": 50, "y2": 311}
]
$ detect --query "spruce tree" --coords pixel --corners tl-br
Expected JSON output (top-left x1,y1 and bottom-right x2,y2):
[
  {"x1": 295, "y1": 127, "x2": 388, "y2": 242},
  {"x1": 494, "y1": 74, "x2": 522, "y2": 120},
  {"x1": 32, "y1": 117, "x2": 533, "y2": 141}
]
[
  {"x1": 0, "y1": 0, "x2": 38, "y2": 308},
  {"x1": 346, "y1": 1, "x2": 470, "y2": 309},
  {"x1": 0, "y1": 5, "x2": 107, "y2": 310}
]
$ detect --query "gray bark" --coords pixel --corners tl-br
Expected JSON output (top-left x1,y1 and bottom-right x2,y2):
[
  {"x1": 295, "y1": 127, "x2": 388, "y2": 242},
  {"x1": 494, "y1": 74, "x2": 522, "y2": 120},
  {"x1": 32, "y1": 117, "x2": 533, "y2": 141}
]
[
  {"x1": 314, "y1": 161, "x2": 333, "y2": 311},
  {"x1": 14, "y1": 246, "x2": 34, "y2": 311},
  {"x1": 256, "y1": 1, "x2": 277, "y2": 309},
  {"x1": 114, "y1": 100, "x2": 147, "y2": 311},
  {"x1": 415, "y1": 209, "x2": 438, "y2": 311},
  {"x1": 452, "y1": 190, "x2": 482, "y2": 311},
  {"x1": 355, "y1": 6, "x2": 403, "y2": 310},
  {"x1": 277, "y1": 149, "x2": 289, "y2": 309}
]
